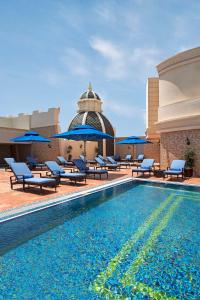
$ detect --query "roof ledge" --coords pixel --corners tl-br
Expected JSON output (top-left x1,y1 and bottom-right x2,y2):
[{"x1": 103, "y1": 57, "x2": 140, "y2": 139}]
[{"x1": 157, "y1": 47, "x2": 200, "y2": 75}]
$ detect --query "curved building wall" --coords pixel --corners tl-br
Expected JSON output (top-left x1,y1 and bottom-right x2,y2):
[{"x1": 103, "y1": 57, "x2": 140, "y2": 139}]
[
  {"x1": 155, "y1": 47, "x2": 200, "y2": 175},
  {"x1": 156, "y1": 47, "x2": 200, "y2": 131}
]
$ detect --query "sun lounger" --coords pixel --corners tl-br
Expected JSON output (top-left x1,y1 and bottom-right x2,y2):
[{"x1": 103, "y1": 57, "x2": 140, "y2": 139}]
[
  {"x1": 80, "y1": 155, "x2": 96, "y2": 164},
  {"x1": 163, "y1": 160, "x2": 186, "y2": 179},
  {"x1": 107, "y1": 156, "x2": 130, "y2": 168},
  {"x1": 10, "y1": 162, "x2": 57, "y2": 192},
  {"x1": 121, "y1": 154, "x2": 132, "y2": 162},
  {"x1": 132, "y1": 159, "x2": 154, "y2": 176},
  {"x1": 26, "y1": 156, "x2": 46, "y2": 169},
  {"x1": 4, "y1": 157, "x2": 16, "y2": 171},
  {"x1": 98, "y1": 155, "x2": 107, "y2": 162},
  {"x1": 113, "y1": 154, "x2": 121, "y2": 161},
  {"x1": 73, "y1": 159, "x2": 108, "y2": 179},
  {"x1": 134, "y1": 154, "x2": 144, "y2": 162},
  {"x1": 95, "y1": 157, "x2": 120, "y2": 170},
  {"x1": 57, "y1": 156, "x2": 74, "y2": 167},
  {"x1": 45, "y1": 161, "x2": 87, "y2": 185}
]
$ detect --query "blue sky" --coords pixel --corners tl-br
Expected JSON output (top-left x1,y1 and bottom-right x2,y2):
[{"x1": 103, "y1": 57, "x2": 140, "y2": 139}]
[{"x1": 0, "y1": 0, "x2": 200, "y2": 136}]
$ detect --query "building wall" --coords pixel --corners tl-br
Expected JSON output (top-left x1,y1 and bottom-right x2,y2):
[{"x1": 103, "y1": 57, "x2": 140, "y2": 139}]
[
  {"x1": 0, "y1": 127, "x2": 27, "y2": 143},
  {"x1": 144, "y1": 141, "x2": 160, "y2": 163},
  {"x1": 0, "y1": 113, "x2": 30, "y2": 129},
  {"x1": 60, "y1": 140, "x2": 98, "y2": 160},
  {"x1": 0, "y1": 108, "x2": 62, "y2": 163},
  {"x1": 31, "y1": 125, "x2": 61, "y2": 162},
  {"x1": 115, "y1": 138, "x2": 136, "y2": 158},
  {"x1": 146, "y1": 77, "x2": 159, "y2": 139},
  {"x1": 115, "y1": 137, "x2": 160, "y2": 162},
  {"x1": 160, "y1": 129, "x2": 200, "y2": 176},
  {"x1": 156, "y1": 47, "x2": 200, "y2": 130},
  {"x1": 155, "y1": 48, "x2": 200, "y2": 175}
]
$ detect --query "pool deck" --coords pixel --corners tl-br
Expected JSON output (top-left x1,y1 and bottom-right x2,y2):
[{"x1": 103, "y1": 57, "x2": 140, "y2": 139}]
[{"x1": 0, "y1": 167, "x2": 199, "y2": 213}]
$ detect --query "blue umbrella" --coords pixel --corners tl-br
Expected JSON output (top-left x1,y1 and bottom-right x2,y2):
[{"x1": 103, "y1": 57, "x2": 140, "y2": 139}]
[
  {"x1": 52, "y1": 125, "x2": 113, "y2": 157},
  {"x1": 115, "y1": 138, "x2": 151, "y2": 145},
  {"x1": 10, "y1": 131, "x2": 51, "y2": 143},
  {"x1": 126, "y1": 136, "x2": 140, "y2": 140}
]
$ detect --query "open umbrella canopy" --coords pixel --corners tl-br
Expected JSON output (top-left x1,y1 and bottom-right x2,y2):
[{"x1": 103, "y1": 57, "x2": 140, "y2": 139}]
[
  {"x1": 52, "y1": 125, "x2": 113, "y2": 141},
  {"x1": 52, "y1": 125, "x2": 113, "y2": 158},
  {"x1": 126, "y1": 136, "x2": 140, "y2": 139},
  {"x1": 115, "y1": 137, "x2": 151, "y2": 145},
  {"x1": 10, "y1": 131, "x2": 51, "y2": 143}
]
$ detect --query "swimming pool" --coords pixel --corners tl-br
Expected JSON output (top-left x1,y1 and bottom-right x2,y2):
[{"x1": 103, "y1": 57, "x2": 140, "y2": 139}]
[{"x1": 0, "y1": 181, "x2": 199, "y2": 299}]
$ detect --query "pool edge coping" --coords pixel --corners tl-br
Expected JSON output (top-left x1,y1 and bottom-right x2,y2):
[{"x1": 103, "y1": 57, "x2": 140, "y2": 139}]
[
  {"x1": 0, "y1": 177, "x2": 133, "y2": 223},
  {"x1": 0, "y1": 177, "x2": 199, "y2": 223}
]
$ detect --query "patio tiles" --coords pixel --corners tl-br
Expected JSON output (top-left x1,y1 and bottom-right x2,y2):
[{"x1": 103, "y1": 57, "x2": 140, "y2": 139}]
[{"x1": 0, "y1": 168, "x2": 199, "y2": 213}]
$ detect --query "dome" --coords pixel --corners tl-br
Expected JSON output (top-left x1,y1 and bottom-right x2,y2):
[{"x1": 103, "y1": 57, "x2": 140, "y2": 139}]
[
  {"x1": 69, "y1": 111, "x2": 114, "y2": 136},
  {"x1": 80, "y1": 83, "x2": 101, "y2": 100},
  {"x1": 68, "y1": 111, "x2": 114, "y2": 156},
  {"x1": 68, "y1": 83, "x2": 115, "y2": 156}
]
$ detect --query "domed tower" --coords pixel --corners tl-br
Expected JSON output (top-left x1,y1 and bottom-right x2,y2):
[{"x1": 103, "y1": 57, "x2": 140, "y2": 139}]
[{"x1": 68, "y1": 83, "x2": 115, "y2": 156}]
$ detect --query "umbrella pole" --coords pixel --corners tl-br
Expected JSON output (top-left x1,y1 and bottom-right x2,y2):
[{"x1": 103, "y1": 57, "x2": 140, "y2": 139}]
[{"x1": 84, "y1": 141, "x2": 86, "y2": 160}]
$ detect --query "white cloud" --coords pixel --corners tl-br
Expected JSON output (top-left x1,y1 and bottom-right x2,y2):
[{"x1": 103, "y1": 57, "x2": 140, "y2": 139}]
[
  {"x1": 90, "y1": 38, "x2": 122, "y2": 60},
  {"x1": 90, "y1": 37, "x2": 161, "y2": 81},
  {"x1": 90, "y1": 37, "x2": 126, "y2": 79},
  {"x1": 61, "y1": 48, "x2": 90, "y2": 76}
]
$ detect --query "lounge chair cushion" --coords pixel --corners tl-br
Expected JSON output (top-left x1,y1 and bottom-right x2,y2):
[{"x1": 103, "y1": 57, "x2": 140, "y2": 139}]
[
  {"x1": 132, "y1": 159, "x2": 154, "y2": 173},
  {"x1": 169, "y1": 160, "x2": 185, "y2": 171},
  {"x1": 107, "y1": 157, "x2": 120, "y2": 165},
  {"x1": 45, "y1": 161, "x2": 86, "y2": 181},
  {"x1": 125, "y1": 154, "x2": 132, "y2": 160},
  {"x1": 60, "y1": 172, "x2": 86, "y2": 178},
  {"x1": 53, "y1": 169, "x2": 65, "y2": 175},
  {"x1": 10, "y1": 162, "x2": 34, "y2": 179},
  {"x1": 27, "y1": 156, "x2": 45, "y2": 167},
  {"x1": 164, "y1": 170, "x2": 183, "y2": 175},
  {"x1": 163, "y1": 160, "x2": 185, "y2": 176},
  {"x1": 45, "y1": 161, "x2": 66, "y2": 175},
  {"x1": 132, "y1": 168, "x2": 151, "y2": 173},
  {"x1": 4, "y1": 158, "x2": 16, "y2": 167},
  {"x1": 95, "y1": 157, "x2": 118, "y2": 169},
  {"x1": 57, "y1": 156, "x2": 74, "y2": 165},
  {"x1": 108, "y1": 156, "x2": 129, "y2": 166},
  {"x1": 140, "y1": 159, "x2": 154, "y2": 169},
  {"x1": 137, "y1": 154, "x2": 144, "y2": 160},
  {"x1": 23, "y1": 177, "x2": 56, "y2": 184},
  {"x1": 73, "y1": 159, "x2": 89, "y2": 172}
]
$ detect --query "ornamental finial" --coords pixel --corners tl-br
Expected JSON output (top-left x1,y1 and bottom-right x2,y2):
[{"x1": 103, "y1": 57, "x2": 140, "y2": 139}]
[{"x1": 88, "y1": 82, "x2": 92, "y2": 91}]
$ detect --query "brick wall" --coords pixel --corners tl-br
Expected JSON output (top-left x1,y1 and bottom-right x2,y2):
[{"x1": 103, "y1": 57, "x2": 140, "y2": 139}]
[
  {"x1": 144, "y1": 141, "x2": 160, "y2": 163},
  {"x1": 31, "y1": 125, "x2": 61, "y2": 162},
  {"x1": 160, "y1": 129, "x2": 200, "y2": 176}
]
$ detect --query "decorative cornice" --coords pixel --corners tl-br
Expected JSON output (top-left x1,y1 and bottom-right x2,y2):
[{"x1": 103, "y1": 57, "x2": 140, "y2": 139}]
[
  {"x1": 156, "y1": 114, "x2": 200, "y2": 133},
  {"x1": 157, "y1": 47, "x2": 200, "y2": 75}
]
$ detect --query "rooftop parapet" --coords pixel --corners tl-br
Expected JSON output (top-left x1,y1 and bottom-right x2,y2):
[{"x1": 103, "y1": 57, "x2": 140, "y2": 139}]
[{"x1": 157, "y1": 47, "x2": 200, "y2": 75}]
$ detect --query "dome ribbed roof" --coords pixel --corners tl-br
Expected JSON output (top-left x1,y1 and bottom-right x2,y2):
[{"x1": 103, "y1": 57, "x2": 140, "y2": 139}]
[
  {"x1": 68, "y1": 111, "x2": 114, "y2": 137},
  {"x1": 80, "y1": 83, "x2": 101, "y2": 100}
]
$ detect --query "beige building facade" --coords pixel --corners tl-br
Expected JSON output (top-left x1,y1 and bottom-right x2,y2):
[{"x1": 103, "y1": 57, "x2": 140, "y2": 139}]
[
  {"x1": 0, "y1": 108, "x2": 61, "y2": 165},
  {"x1": 147, "y1": 47, "x2": 200, "y2": 176}
]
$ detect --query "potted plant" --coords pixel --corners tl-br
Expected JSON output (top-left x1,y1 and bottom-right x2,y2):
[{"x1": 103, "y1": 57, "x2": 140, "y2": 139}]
[{"x1": 184, "y1": 148, "x2": 195, "y2": 177}]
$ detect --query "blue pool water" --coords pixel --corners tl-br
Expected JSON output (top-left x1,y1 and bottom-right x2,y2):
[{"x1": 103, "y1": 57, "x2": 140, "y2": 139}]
[{"x1": 0, "y1": 181, "x2": 199, "y2": 299}]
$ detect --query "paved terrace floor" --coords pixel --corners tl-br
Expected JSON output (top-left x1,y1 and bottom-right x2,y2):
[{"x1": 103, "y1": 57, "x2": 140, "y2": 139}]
[{"x1": 0, "y1": 167, "x2": 199, "y2": 213}]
